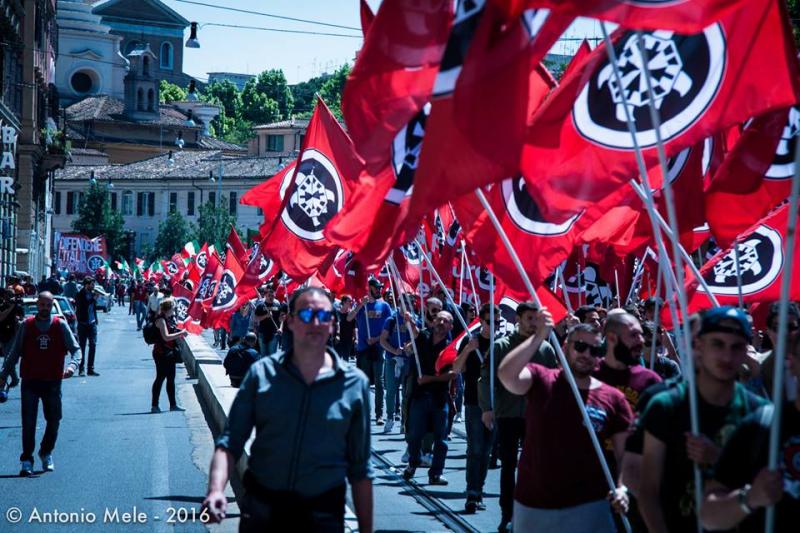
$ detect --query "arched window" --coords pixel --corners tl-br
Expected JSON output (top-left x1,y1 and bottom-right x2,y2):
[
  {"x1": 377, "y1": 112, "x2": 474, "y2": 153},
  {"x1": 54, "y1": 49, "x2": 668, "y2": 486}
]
[
  {"x1": 160, "y1": 42, "x2": 173, "y2": 70},
  {"x1": 147, "y1": 89, "x2": 155, "y2": 111},
  {"x1": 136, "y1": 88, "x2": 144, "y2": 111},
  {"x1": 142, "y1": 56, "x2": 150, "y2": 76}
]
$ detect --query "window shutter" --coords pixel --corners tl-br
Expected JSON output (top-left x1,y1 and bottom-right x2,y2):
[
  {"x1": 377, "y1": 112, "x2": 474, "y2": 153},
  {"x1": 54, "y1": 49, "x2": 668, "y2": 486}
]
[
  {"x1": 55, "y1": 191, "x2": 61, "y2": 215},
  {"x1": 110, "y1": 192, "x2": 117, "y2": 211},
  {"x1": 148, "y1": 192, "x2": 155, "y2": 216},
  {"x1": 137, "y1": 192, "x2": 144, "y2": 216},
  {"x1": 66, "y1": 191, "x2": 74, "y2": 215},
  {"x1": 229, "y1": 192, "x2": 237, "y2": 215}
]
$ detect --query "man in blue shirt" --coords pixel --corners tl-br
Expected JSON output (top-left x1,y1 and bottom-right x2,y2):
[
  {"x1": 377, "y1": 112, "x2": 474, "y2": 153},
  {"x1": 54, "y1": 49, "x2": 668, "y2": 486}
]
[
  {"x1": 380, "y1": 297, "x2": 419, "y2": 434},
  {"x1": 348, "y1": 279, "x2": 392, "y2": 425}
]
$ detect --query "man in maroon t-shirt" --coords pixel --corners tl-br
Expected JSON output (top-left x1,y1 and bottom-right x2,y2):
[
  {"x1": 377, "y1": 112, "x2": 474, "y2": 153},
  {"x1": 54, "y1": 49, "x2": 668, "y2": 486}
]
[
  {"x1": 595, "y1": 311, "x2": 662, "y2": 410},
  {"x1": 498, "y1": 315, "x2": 633, "y2": 532}
]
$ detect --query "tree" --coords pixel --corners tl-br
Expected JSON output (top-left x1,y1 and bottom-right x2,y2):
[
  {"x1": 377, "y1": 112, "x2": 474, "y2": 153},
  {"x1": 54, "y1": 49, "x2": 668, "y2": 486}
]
[
  {"x1": 192, "y1": 196, "x2": 237, "y2": 251},
  {"x1": 318, "y1": 64, "x2": 350, "y2": 119},
  {"x1": 203, "y1": 80, "x2": 241, "y2": 118},
  {"x1": 160, "y1": 80, "x2": 186, "y2": 103},
  {"x1": 292, "y1": 72, "x2": 332, "y2": 116},
  {"x1": 240, "y1": 80, "x2": 281, "y2": 125},
  {"x1": 254, "y1": 69, "x2": 294, "y2": 119},
  {"x1": 788, "y1": 0, "x2": 800, "y2": 49},
  {"x1": 153, "y1": 210, "x2": 192, "y2": 260},
  {"x1": 71, "y1": 182, "x2": 128, "y2": 261}
]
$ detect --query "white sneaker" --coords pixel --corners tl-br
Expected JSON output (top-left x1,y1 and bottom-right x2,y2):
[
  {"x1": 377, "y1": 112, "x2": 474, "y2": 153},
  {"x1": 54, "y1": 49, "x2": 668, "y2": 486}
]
[
  {"x1": 39, "y1": 454, "x2": 54, "y2": 472},
  {"x1": 401, "y1": 448, "x2": 410, "y2": 464},
  {"x1": 19, "y1": 460, "x2": 33, "y2": 477},
  {"x1": 382, "y1": 420, "x2": 394, "y2": 434},
  {"x1": 421, "y1": 453, "x2": 433, "y2": 467}
]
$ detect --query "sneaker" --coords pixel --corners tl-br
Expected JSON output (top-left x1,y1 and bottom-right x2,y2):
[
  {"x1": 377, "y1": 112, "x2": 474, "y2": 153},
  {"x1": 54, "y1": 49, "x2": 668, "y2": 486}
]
[
  {"x1": 402, "y1": 466, "x2": 416, "y2": 481},
  {"x1": 375, "y1": 417, "x2": 385, "y2": 426},
  {"x1": 421, "y1": 453, "x2": 433, "y2": 467},
  {"x1": 489, "y1": 457, "x2": 500, "y2": 469},
  {"x1": 455, "y1": 414, "x2": 463, "y2": 423},
  {"x1": 401, "y1": 448, "x2": 410, "y2": 463},
  {"x1": 78, "y1": 369, "x2": 85, "y2": 377},
  {"x1": 382, "y1": 420, "x2": 394, "y2": 434},
  {"x1": 169, "y1": 405, "x2": 186, "y2": 412},
  {"x1": 39, "y1": 454, "x2": 54, "y2": 472},
  {"x1": 476, "y1": 499, "x2": 487, "y2": 511},
  {"x1": 394, "y1": 414, "x2": 401, "y2": 422},
  {"x1": 19, "y1": 460, "x2": 33, "y2": 477},
  {"x1": 87, "y1": 370, "x2": 100, "y2": 376},
  {"x1": 465, "y1": 498, "x2": 478, "y2": 514},
  {"x1": 151, "y1": 406, "x2": 161, "y2": 413},
  {"x1": 428, "y1": 475, "x2": 448, "y2": 486}
]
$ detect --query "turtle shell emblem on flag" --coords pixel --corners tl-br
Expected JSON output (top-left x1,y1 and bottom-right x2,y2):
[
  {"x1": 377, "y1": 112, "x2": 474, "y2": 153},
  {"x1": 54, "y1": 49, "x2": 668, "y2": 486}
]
[
  {"x1": 573, "y1": 26, "x2": 725, "y2": 149},
  {"x1": 212, "y1": 271, "x2": 236, "y2": 310},
  {"x1": 197, "y1": 276, "x2": 213, "y2": 299},
  {"x1": 281, "y1": 148, "x2": 343, "y2": 240},
  {"x1": 503, "y1": 178, "x2": 581, "y2": 235},
  {"x1": 400, "y1": 243, "x2": 421, "y2": 265},
  {"x1": 174, "y1": 297, "x2": 190, "y2": 322},
  {"x1": 165, "y1": 262, "x2": 179, "y2": 276},
  {"x1": 698, "y1": 225, "x2": 783, "y2": 296},
  {"x1": 87, "y1": 255, "x2": 105, "y2": 272},
  {"x1": 196, "y1": 251, "x2": 208, "y2": 270},
  {"x1": 766, "y1": 106, "x2": 800, "y2": 180}
]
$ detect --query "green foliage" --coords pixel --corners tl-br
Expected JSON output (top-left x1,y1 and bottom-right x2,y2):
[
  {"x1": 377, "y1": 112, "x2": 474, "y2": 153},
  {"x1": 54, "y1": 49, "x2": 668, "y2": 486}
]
[
  {"x1": 317, "y1": 64, "x2": 350, "y2": 119},
  {"x1": 159, "y1": 80, "x2": 186, "y2": 103},
  {"x1": 71, "y1": 182, "x2": 128, "y2": 261},
  {"x1": 292, "y1": 72, "x2": 332, "y2": 115},
  {"x1": 788, "y1": 0, "x2": 800, "y2": 49},
  {"x1": 253, "y1": 69, "x2": 294, "y2": 119},
  {"x1": 153, "y1": 210, "x2": 192, "y2": 261},
  {"x1": 543, "y1": 59, "x2": 567, "y2": 82},
  {"x1": 192, "y1": 197, "x2": 237, "y2": 251},
  {"x1": 203, "y1": 80, "x2": 241, "y2": 118},
  {"x1": 240, "y1": 79, "x2": 281, "y2": 125}
]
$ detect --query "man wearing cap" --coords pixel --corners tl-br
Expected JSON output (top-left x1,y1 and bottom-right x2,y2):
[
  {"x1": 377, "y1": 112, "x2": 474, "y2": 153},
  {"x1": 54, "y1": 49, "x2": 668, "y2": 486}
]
[
  {"x1": 348, "y1": 279, "x2": 392, "y2": 425},
  {"x1": 638, "y1": 307, "x2": 768, "y2": 533}
]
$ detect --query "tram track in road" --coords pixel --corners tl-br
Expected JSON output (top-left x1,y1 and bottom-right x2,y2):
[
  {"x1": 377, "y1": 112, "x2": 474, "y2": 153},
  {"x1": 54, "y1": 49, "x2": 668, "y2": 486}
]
[{"x1": 369, "y1": 447, "x2": 481, "y2": 533}]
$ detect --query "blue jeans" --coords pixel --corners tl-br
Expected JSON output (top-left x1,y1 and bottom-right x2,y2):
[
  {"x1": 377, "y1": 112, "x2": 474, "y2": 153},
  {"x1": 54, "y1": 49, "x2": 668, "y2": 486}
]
[
  {"x1": 384, "y1": 357, "x2": 408, "y2": 420},
  {"x1": 465, "y1": 405, "x2": 493, "y2": 498},
  {"x1": 78, "y1": 322, "x2": 97, "y2": 372},
  {"x1": 135, "y1": 301, "x2": 147, "y2": 329},
  {"x1": 20, "y1": 380, "x2": 62, "y2": 462},
  {"x1": 259, "y1": 335, "x2": 280, "y2": 357},
  {"x1": 407, "y1": 391, "x2": 449, "y2": 476},
  {"x1": 357, "y1": 346, "x2": 384, "y2": 419}
]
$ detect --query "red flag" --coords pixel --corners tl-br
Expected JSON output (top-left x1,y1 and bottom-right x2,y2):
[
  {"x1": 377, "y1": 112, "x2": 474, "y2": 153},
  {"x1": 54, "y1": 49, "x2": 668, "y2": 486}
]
[
  {"x1": 522, "y1": 0, "x2": 800, "y2": 217},
  {"x1": 317, "y1": 250, "x2": 369, "y2": 298},
  {"x1": 436, "y1": 318, "x2": 480, "y2": 373},
  {"x1": 495, "y1": 277, "x2": 568, "y2": 325},
  {"x1": 172, "y1": 282, "x2": 203, "y2": 334},
  {"x1": 705, "y1": 106, "x2": 798, "y2": 248},
  {"x1": 343, "y1": 0, "x2": 452, "y2": 173},
  {"x1": 260, "y1": 97, "x2": 363, "y2": 279},
  {"x1": 664, "y1": 201, "x2": 800, "y2": 324},
  {"x1": 521, "y1": 0, "x2": 751, "y2": 33},
  {"x1": 185, "y1": 243, "x2": 208, "y2": 293},
  {"x1": 561, "y1": 38, "x2": 591, "y2": 80},
  {"x1": 225, "y1": 226, "x2": 248, "y2": 266},
  {"x1": 359, "y1": 0, "x2": 374, "y2": 38},
  {"x1": 208, "y1": 251, "x2": 246, "y2": 331},
  {"x1": 235, "y1": 244, "x2": 277, "y2": 302},
  {"x1": 188, "y1": 251, "x2": 222, "y2": 324}
]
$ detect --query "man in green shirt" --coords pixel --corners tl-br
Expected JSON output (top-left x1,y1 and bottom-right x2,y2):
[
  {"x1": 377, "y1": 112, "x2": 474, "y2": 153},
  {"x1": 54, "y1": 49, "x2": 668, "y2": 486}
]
[
  {"x1": 638, "y1": 307, "x2": 768, "y2": 533},
  {"x1": 479, "y1": 301, "x2": 557, "y2": 532}
]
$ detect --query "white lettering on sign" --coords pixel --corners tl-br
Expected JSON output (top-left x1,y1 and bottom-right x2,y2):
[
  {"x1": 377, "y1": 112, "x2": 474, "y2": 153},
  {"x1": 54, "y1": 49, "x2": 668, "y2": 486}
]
[
  {"x1": 0, "y1": 122, "x2": 18, "y2": 197},
  {"x1": 0, "y1": 176, "x2": 13, "y2": 194}
]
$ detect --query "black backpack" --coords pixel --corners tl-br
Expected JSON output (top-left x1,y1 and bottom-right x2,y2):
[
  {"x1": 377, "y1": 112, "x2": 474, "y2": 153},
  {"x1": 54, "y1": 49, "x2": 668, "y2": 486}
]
[
  {"x1": 143, "y1": 321, "x2": 160, "y2": 345},
  {"x1": 224, "y1": 345, "x2": 256, "y2": 378}
]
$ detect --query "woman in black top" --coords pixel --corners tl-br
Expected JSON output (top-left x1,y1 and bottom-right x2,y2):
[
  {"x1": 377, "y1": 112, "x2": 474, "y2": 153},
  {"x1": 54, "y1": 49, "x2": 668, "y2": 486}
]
[{"x1": 152, "y1": 298, "x2": 187, "y2": 413}]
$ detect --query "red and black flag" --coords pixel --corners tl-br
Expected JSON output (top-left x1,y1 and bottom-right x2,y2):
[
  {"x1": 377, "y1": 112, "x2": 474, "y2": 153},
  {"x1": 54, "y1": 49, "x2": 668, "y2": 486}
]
[
  {"x1": 225, "y1": 225, "x2": 249, "y2": 267},
  {"x1": 172, "y1": 282, "x2": 202, "y2": 334},
  {"x1": 208, "y1": 251, "x2": 246, "y2": 331}
]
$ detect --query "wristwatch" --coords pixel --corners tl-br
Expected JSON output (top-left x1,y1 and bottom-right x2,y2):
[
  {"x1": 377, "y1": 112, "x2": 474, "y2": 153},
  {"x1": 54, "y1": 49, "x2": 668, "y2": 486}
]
[{"x1": 738, "y1": 484, "x2": 754, "y2": 515}]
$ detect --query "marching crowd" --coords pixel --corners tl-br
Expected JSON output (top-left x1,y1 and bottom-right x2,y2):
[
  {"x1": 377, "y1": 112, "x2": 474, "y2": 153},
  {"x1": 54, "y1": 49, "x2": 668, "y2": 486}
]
[{"x1": 0, "y1": 270, "x2": 798, "y2": 532}]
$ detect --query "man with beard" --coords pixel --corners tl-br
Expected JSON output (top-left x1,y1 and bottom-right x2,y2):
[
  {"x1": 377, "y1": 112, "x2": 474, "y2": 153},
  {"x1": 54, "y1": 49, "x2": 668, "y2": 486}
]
[
  {"x1": 498, "y1": 319, "x2": 633, "y2": 532},
  {"x1": 638, "y1": 307, "x2": 768, "y2": 533},
  {"x1": 348, "y1": 279, "x2": 392, "y2": 425},
  {"x1": 480, "y1": 302, "x2": 557, "y2": 532},
  {"x1": 595, "y1": 312, "x2": 662, "y2": 411}
]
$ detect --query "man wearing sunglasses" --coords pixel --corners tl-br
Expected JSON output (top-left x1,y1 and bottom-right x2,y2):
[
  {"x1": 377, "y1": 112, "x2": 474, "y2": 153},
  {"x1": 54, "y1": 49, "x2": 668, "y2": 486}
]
[
  {"x1": 204, "y1": 287, "x2": 373, "y2": 532},
  {"x1": 498, "y1": 317, "x2": 633, "y2": 532}
]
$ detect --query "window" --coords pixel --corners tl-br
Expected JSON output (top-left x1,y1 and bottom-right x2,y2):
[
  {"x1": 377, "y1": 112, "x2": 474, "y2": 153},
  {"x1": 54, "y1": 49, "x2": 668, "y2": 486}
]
[
  {"x1": 147, "y1": 89, "x2": 155, "y2": 111},
  {"x1": 143, "y1": 56, "x2": 150, "y2": 76},
  {"x1": 54, "y1": 191, "x2": 61, "y2": 215},
  {"x1": 187, "y1": 191, "x2": 195, "y2": 216},
  {"x1": 66, "y1": 191, "x2": 79, "y2": 214},
  {"x1": 229, "y1": 192, "x2": 237, "y2": 215},
  {"x1": 256, "y1": 207, "x2": 263, "y2": 216},
  {"x1": 137, "y1": 88, "x2": 144, "y2": 111},
  {"x1": 110, "y1": 192, "x2": 117, "y2": 211},
  {"x1": 160, "y1": 42, "x2": 173, "y2": 70},
  {"x1": 147, "y1": 192, "x2": 155, "y2": 216},
  {"x1": 137, "y1": 192, "x2": 144, "y2": 216},
  {"x1": 122, "y1": 191, "x2": 133, "y2": 216},
  {"x1": 266, "y1": 135, "x2": 284, "y2": 152},
  {"x1": 70, "y1": 71, "x2": 95, "y2": 95},
  {"x1": 169, "y1": 192, "x2": 178, "y2": 212},
  {"x1": 208, "y1": 191, "x2": 216, "y2": 207}
]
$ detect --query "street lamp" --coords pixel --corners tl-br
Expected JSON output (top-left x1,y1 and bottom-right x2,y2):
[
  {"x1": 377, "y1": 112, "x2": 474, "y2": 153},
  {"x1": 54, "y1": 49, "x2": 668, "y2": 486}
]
[{"x1": 185, "y1": 22, "x2": 200, "y2": 48}]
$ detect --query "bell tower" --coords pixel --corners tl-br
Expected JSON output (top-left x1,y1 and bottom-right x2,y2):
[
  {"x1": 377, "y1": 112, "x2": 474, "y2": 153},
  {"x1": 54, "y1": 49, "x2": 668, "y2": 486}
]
[{"x1": 123, "y1": 44, "x2": 160, "y2": 121}]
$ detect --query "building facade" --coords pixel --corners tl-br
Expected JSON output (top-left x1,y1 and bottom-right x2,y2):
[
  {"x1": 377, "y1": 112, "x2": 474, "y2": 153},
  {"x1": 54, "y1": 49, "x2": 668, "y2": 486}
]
[
  {"x1": 53, "y1": 150, "x2": 281, "y2": 256},
  {"x1": 249, "y1": 118, "x2": 308, "y2": 157},
  {"x1": 207, "y1": 72, "x2": 255, "y2": 91}
]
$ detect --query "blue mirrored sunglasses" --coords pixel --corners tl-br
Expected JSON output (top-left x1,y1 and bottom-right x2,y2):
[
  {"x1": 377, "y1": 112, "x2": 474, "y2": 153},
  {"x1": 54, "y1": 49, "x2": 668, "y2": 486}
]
[{"x1": 295, "y1": 308, "x2": 333, "y2": 324}]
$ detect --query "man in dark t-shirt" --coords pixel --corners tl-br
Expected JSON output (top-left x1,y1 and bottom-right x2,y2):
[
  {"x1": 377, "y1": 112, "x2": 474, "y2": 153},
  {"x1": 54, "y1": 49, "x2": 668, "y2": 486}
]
[
  {"x1": 701, "y1": 334, "x2": 800, "y2": 532},
  {"x1": 335, "y1": 295, "x2": 356, "y2": 360},
  {"x1": 254, "y1": 286, "x2": 282, "y2": 356},
  {"x1": 497, "y1": 319, "x2": 632, "y2": 532}
]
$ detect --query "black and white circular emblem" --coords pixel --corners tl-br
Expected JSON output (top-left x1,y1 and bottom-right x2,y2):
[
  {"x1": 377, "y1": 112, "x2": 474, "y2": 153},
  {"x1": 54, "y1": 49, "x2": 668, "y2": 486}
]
[
  {"x1": 433, "y1": 0, "x2": 485, "y2": 97},
  {"x1": 196, "y1": 251, "x2": 207, "y2": 271},
  {"x1": 212, "y1": 271, "x2": 236, "y2": 310},
  {"x1": 165, "y1": 261, "x2": 179, "y2": 276},
  {"x1": 699, "y1": 225, "x2": 783, "y2": 296},
  {"x1": 174, "y1": 297, "x2": 190, "y2": 322},
  {"x1": 197, "y1": 275, "x2": 212, "y2": 299},
  {"x1": 502, "y1": 177, "x2": 581, "y2": 235},
  {"x1": 446, "y1": 220, "x2": 462, "y2": 247},
  {"x1": 388, "y1": 104, "x2": 431, "y2": 205},
  {"x1": 280, "y1": 148, "x2": 343, "y2": 241},
  {"x1": 400, "y1": 243, "x2": 421, "y2": 266},
  {"x1": 573, "y1": 26, "x2": 725, "y2": 149},
  {"x1": 765, "y1": 107, "x2": 800, "y2": 180},
  {"x1": 87, "y1": 255, "x2": 104, "y2": 272}
]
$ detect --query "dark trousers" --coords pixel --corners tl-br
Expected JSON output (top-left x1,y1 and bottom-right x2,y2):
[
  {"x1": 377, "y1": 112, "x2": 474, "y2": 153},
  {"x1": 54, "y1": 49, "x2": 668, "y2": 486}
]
[
  {"x1": 356, "y1": 346, "x2": 384, "y2": 419},
  {"x1": 465, "y1": 404, "x2": 493, "y2": 499},
  {"x1": 240, "y1": 472, "x2": 345, "y2": 533},
  {"x1": 334, "y1": 340, "x2": 353, "y2": 361},
  {"x1": 497, "y1": 417, "x2": 526, "y2": 521},
  {"x1": 407, "y1": 392, "x2": 449, "y2": 477},
  {"x1": 20, "y1": 380, "x2": 62, "y2": 462},
  {"x1": 77, "y1": 322, "x2": 97, "y2": 372},
  {"x1": 151, "y1": 356, "x2": 177, "y2": 408}
]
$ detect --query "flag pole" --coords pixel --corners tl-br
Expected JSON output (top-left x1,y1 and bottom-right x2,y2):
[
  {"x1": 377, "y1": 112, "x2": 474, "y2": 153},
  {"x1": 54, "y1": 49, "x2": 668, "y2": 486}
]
[
  {"x1": 625, "y1": 249, "x2": 649, "y2": 306},
  {"x1": 384, "y1": 260, "x2": 404, "y2": 349},
  {"x1": 733, "y1": 244, "x2": 745, "y2": 309},
  {"x1": 474, "y1": 188, "x2": 632, "y2": 533},
  {"x1": 461, "y1": 240, "x2": 482, "y2": 308},
  {"x1": 603, "y1": 25, "x2": 702, "y2": 523},
  {"x1": 558, "y1": 266, "x2": 574, "y2": 314},
  {"x1": 387, "y1": 256, "x2": 422, "y2": 377},
  {"x1": 488, "y1": 270, "x2": 496, "y2": 411},
  {"x1": 614, "y1": 269, "x2": 621, "y2": 308},
  {"x1": 576, "y1": 263, "x2": 583, "y2": 307},
  {"x1": 649, "y1": 261, "x2": 663, "y2": 371},
  {"x1": 458, "y1": 245, "x2": 466, "y2": 305},
  {"x1": 765, "y1": 137, "x2": 800, "y2": 533}
]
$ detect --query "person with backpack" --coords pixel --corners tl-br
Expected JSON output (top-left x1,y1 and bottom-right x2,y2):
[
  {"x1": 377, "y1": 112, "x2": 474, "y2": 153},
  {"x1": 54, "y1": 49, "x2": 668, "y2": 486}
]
[
  {"x1": 223, "y1": 333, "x2": 259, "y2": 387},
  {"x1": 149, "y1": 298, "x2": 187, "y2": 413},
  {"x1": 0, "y1": 291, "x2": 82, "y2": 476}
]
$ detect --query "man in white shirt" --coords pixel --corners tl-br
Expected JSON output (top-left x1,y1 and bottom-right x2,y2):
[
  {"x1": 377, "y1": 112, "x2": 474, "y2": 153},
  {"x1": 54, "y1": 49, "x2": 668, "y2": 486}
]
[{"x1": 146, "y1": 284, "x2": 163, "y2": 322}]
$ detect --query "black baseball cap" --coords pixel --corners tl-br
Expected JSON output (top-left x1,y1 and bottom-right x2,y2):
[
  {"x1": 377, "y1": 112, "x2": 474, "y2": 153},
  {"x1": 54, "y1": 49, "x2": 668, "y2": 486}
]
[{"x1": 368, "y1": 278, "x2": 383, "y2": 289}]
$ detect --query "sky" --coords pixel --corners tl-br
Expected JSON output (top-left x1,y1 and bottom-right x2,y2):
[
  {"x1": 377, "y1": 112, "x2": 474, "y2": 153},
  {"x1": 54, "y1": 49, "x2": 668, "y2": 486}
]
[{"x1": 162, "y1": 0, "x2": 604, "y2": 85}]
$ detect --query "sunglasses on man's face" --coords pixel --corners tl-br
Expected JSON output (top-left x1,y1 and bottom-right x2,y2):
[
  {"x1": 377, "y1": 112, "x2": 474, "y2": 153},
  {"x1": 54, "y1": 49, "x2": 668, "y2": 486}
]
[
  {"x1": 294, "y1": 308, "x2": 334, "y2": 324},
  {"x1": 572, "y1": 340, "x2": 605, "y2": 357},
  {"x1": 428, "y1": 308, "x2": 442, "y2": 314}
]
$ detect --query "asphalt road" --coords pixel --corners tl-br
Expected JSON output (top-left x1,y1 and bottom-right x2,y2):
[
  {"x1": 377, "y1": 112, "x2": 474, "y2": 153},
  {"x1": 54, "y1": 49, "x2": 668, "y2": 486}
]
[{"x1": 0, "y1": 304, "x2": 237, "y2": 533}]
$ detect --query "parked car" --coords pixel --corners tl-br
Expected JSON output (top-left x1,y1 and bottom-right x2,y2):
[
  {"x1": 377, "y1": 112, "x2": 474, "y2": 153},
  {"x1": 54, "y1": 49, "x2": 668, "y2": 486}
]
[
  {"x1": 93, "y1": 286, "x2": 111, "y2": 313},
  {"x1": 53, "y1": 295, "x2": 77, "y2": 335},
  {"x1": 21, "y1": 297, "x2": 68, "y2": 321}
]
